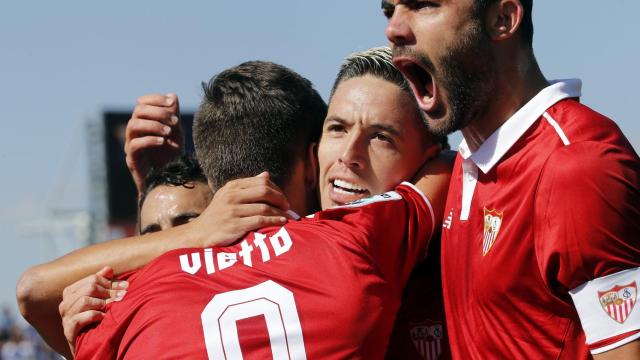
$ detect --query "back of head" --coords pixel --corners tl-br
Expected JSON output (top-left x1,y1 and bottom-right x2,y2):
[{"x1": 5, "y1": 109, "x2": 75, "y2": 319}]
[
  {"x1": 331, "y1": 46, "x2": 449, "y2": 150},
  {"x1": 194, "y1": 61, "x2": 327, "y2": 191},
  {"x1": 140, "y1": 155, "x2": 207, "y2": 208}
]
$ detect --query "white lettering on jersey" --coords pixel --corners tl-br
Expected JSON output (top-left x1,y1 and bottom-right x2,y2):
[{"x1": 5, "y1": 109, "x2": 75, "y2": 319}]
[
  {"x1": 570, "y1": 267, "x2": 640, "y2": 354},
  {"x1": 179, "y1": 252, "x2": 202, "y2": 275},
  {"x1": 180, "y1": 227, "x2": 294, "y2": 276},
  {"x1": 443, "y1": 209, "x2": 453, "y2": 230},
  {"x1": 269, "y1": 227, "x2": 292, "y2": 256}
]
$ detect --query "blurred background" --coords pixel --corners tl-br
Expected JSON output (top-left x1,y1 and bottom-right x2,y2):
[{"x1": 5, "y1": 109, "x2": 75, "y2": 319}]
[{"x1": 1, "y1": 1, "x2": 638, "y2": 357}]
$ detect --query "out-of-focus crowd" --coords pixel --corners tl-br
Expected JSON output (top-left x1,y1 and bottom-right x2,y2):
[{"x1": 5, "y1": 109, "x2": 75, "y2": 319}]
[{"x1": 0, "y1": 306, "x2": 58, "y2": 360}]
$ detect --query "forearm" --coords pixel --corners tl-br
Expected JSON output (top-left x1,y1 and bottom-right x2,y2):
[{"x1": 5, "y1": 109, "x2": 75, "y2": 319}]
[
  {"x1": 16, "y1": 223, "x2": 201, "y2": 354},
  {"x1": 412, "y1": 151, "x2": 454, "y2": 225}
]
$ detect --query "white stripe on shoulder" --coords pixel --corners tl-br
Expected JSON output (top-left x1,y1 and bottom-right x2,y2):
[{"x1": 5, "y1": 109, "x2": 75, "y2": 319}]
[
  {"x1": 400, "y1": 181, "x2": 435, "y2": 241},
  {"x1": 543, "y1": 112, "x2": 570, "y2": 145}
]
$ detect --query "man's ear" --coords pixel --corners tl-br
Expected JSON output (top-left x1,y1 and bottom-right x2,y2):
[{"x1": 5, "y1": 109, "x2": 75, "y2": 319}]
[
  {"x1": 207, "y1": 179, "x2": 217, "y2": 194},
  {"x1": 305, "y1": 142, "x2": 319, "y2": 190},
  {"x1": 485, "y1": 0, "x2": 524, "y2": 41}
]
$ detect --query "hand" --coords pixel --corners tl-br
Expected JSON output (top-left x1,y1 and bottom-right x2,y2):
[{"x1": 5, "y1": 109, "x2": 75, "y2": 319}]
[
  {"x1": 125, "y1": 93, "x2": 185, "y2": 195},
  {"x1": 59, "y1": 267, "x2": 128, "y2": 355},
  {"x1": 189, "y1": 172, "x2": 292, "y2": 247}
]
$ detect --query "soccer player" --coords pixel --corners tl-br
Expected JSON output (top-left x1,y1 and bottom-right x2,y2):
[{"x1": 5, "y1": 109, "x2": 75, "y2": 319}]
[
  {"x1": 69, "y1": 59, "x2": 449, "y2": 358},
  {"x1": 59, "y1": 155, "x2": 213, "y2": 354},
  {"x1": 384, "y1": 0, "x2": 640, "y2": 358}
]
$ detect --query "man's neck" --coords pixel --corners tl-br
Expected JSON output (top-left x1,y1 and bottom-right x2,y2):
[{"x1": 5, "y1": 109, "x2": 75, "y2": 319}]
[{"x1": 462, "y1": 51, "x2": 548, "y2": 152}]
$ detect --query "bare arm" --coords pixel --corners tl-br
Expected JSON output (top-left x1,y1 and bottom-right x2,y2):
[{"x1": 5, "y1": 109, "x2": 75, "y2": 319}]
[
  {"x1": 16, "y1": 174, "x2": 290, "y2": 356},
  {"x1": 412, "y1": 150, "x2": 455, "y2": 226},
  {"x1": 593, "y1": 340, "x2": 640, "y2": 360}
]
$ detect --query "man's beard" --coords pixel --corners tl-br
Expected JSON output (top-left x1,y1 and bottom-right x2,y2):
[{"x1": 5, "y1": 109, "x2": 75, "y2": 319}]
[{"x1": 420, "y1": 21, "x2": 496, "y2": 137}]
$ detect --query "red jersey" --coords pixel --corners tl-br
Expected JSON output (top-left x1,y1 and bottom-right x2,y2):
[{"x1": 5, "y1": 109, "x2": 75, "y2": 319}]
[
  {"x1": 386, "y1": 236, "x2": 450, "y2": 360},
  {"x1": 441, "y1": 80, "x2": 640, "y2": 358},
  {"x1": 75, "y1": 182, "x2": 435, "y2": 359}
]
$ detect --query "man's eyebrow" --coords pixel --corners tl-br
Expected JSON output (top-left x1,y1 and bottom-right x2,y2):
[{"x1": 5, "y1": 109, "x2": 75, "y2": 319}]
[
  {"x1": 324, "y1": 116, "x2": 351, "y2": 125},
  {"x1": 172, "y1": 212, "x2": 201, "y2": 223},
  {"x1": 370, "y1": 123, "x2": 402, "y2": 137},
  {"x1": 325, "y1": 116, "x2": 402, "y2": 137},
  {"x1": 140, "y1": 223, "x2": 160, "y2": 235}
]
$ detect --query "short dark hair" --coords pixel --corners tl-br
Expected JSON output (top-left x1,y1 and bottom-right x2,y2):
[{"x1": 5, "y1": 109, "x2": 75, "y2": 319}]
[
  {"x1": 194, "y1": 61, "x2": 327, "y2": 191},
  {"x1": 475, "y1": 0, "x2": 533, "y2": 48},
  {"x1": 139, "y1": 155, "x2": 207, "y2": 208},
  {"x1": 330, "y1": 47, "x2": 449, "y2": 150}
]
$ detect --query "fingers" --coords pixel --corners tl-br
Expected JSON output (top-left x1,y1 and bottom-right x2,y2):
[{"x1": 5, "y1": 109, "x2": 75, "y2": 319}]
[
  {"x1": 211, "y1": 215, "x2": 288, "y2": 247},
  {"x1": 220, "y1": 175, "x2": 290, "y2": 211},
  {"x1": 136, "y1": 93, "x2": 180, "y2": 113},
  {"x1": 62, "y1": 272, "x2": 112, "y2": 299},
  {"x1": 60, "y1": 270, "x2": 128, "y2": 317},
  {"x1": 131, "y1": 104, "x2": 178, "y2": 127},
  {"x1": 95, "y1": 266, "x2": 113, "y2": 279},
  {"x1": 231, "y1": 203, "x2": 289, "y2": 219},
  {"x1": 59, "y1": 268, "x2": 128, "y2": 351}
]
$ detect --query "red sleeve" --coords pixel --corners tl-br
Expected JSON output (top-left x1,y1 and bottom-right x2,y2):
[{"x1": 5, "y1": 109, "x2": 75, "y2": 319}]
[
  {"x1": 322, "y1": 182, "x2": 435, "y2": 294},
  {"x1": 74, "y1": 270, "x2": 143, "y2": 358},
  {"x1": 74, "y1": 306, "x2": 123, "y2": 359},
  {"x1": 534, "y1": 140, "x2": 640, "y2": 294}
]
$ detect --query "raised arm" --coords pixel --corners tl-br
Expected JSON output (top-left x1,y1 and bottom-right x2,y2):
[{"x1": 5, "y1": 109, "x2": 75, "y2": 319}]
[{"x1": 125, "y1": 93, "x2": 184, "y2": 196}]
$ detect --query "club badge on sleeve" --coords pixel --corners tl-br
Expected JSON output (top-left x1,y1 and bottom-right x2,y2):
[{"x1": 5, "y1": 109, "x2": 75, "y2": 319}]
[
  {"x1": 482, "y1": 207, "x2": 503, "y2": 256},
  {"x1": 410, "y1": 320, "x2": 443, "y2": 360},
  {"x1": 598, "y1": 281, "x2": 637, "y2": 324}
]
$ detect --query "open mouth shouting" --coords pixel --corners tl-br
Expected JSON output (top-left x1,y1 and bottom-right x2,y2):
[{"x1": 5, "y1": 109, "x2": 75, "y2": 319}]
[
  {"x1": 329, "y1": 178, "x2": 370, "y2": 205},
  {"x1": 392, "y1": 56, "x2": 438, "y2": 114}
]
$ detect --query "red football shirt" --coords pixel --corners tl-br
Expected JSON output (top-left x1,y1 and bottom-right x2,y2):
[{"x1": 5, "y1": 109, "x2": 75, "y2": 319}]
[
  {"x1": 75, "y1": 182, "x2": 435, "y2": 359},
  {"x1": 385, "y1": 237, "x2": 450, "y2": 360},
  {"x1": 441, "y1": 80, "x2": 640, "y2": 358}
]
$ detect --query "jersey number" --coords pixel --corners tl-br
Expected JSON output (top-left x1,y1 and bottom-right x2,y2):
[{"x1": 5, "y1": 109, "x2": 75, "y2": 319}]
[{"x1": 201, "y1": 280, "x2": 307, "y2": 359}]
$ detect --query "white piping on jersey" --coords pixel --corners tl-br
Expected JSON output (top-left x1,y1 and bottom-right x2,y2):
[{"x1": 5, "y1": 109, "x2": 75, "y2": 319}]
[
  {"x1": 542, "y1": 112, "x2": 570, "y2": 146},
  {"x1": 591, "y1": 332, "x2": 640, "y2": 355},
  {"x1": 455, "y1": 79, "x2": 581, "y2": 221},
  {"x1": 401, "y1": 181, "x2": 436, "y2": 242},
  {"x1": 458, "y1": 79, "x2": 581, "y2": 175}
]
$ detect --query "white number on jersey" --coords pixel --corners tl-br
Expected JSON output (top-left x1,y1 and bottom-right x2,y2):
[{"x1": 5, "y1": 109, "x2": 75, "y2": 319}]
[{"x1": 201, "y1": 280, "x2": 307, "y2": 360}]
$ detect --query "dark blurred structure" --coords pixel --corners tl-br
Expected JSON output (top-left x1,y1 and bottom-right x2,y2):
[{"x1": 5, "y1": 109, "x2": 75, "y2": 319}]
[{"x1": 87, "y1": 111, "x2": 194, "y2": 241}]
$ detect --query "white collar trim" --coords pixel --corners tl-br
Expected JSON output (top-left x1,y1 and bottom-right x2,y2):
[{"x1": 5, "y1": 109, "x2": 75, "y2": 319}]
[{"x1": 458, "y1": 79, "x2": 582, "y2": 174}]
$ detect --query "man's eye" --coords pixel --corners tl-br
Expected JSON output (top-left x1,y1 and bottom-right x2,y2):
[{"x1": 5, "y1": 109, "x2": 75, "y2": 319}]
[
  {"x1": 327, "y1": 124, "x2": 346, "y2": 133},
  {"x1": 373, "y1": 133, "x2": 392, "y2": 143},
  {"x1": 381, "y1": 1, "x2": 395, "y2": 19},
  {"x1": 407, "y1": 1, "x2": 438, "y2": 11}
]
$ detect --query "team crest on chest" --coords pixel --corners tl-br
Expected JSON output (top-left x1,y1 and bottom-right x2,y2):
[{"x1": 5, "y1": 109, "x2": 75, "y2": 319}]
[
  {"x1": 598, "y1": 281, "x2": 637, "y2": 324},
  {"x1": 482, "y1": 207, "x2": 503, "y2": 256},
  {"x1": 409, "y1": 320, "x2": 443, "y2": 360}
]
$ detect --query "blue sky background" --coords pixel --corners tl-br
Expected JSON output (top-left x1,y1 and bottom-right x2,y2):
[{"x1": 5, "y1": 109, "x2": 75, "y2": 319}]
[{"x1": 1, "y1": 1, "x2": 638, "y2": 309}]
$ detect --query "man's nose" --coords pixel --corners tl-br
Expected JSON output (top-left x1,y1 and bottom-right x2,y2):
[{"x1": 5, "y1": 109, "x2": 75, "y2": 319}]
[
  {"x1": 385, "y1": 6, "x2": 415, "y2": 47},
  {"x1": 338, "y1": 134, "x2": 366, "y2": 169}
]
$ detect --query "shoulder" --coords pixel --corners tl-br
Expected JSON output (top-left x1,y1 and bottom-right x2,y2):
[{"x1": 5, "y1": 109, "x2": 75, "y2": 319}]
[{"x1": 545, "y1": 99, "x2": 633, "y2": 147}]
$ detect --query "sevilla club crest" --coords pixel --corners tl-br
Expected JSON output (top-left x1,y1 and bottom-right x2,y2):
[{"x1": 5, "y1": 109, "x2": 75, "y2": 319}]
[
  {"x1": 482, "y1": 208, "x2": 503, "y2": 256},
  {"x1": 598, "y1": 281, "x2": 637, "y2": 324},
  {"x1": 410, "y1": 321, "x2": 443, "y2": 360}
]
